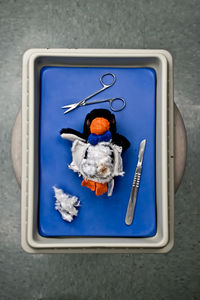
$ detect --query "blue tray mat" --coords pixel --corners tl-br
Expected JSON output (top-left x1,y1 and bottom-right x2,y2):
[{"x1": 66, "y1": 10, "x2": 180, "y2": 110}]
[{"x1": 39, "y1": 66, "x2": 156, "y2": 237}]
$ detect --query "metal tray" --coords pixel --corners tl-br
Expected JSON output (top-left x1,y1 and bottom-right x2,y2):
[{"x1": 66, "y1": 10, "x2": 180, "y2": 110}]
[{"x1": 21, "y1": 49, "x2": 174, "y2": 253}]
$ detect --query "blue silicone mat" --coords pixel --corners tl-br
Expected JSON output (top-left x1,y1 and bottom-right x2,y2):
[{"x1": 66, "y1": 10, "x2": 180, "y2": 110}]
[{"x1": 39, "y1": 66, "x2": 156, "y2": 237}]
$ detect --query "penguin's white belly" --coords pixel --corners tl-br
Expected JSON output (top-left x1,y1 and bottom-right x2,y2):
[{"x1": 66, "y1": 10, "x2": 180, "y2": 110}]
[
  {"x1": 80, "y1": 143, "x2": 114, "y2": 182},
  {"x1": 69, "y1": 140, "x2": 124, "y2": 184}
]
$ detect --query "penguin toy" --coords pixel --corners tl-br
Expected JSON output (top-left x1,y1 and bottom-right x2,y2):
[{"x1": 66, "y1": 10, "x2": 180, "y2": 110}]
[{"x1": 60, "y1": 109, "x2": 130, "y2": 196}]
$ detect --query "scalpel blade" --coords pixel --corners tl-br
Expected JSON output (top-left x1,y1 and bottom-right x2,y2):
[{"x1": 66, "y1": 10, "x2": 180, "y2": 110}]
[{"x1": 138, "y1": 139, "x2": 146, "y2": 166}]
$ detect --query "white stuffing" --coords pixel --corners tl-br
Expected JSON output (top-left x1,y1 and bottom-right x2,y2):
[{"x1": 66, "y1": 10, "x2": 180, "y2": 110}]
[
  {"x1": 68, "y1": 140, "x2": 124, "y2": 195},
  {"x1": 53, "y1": 186, "x2": 80, "y2": 222},
  {"x1": 81, "y1": 143, "x2": 113, "y2": 180}
]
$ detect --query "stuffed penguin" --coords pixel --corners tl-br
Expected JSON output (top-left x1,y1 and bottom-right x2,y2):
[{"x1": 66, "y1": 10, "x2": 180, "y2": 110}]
[{"x1": 60, "y1": 109, "x2": 130, "y2": 196}]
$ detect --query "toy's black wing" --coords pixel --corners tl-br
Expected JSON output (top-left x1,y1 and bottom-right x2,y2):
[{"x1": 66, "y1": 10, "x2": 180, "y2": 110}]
[
  {"x1": 60, "y1": 128, "x2": 86, "y2": 142},
  {"x1": 112, "y1": 133, "x2": 130, "y2": 152}
]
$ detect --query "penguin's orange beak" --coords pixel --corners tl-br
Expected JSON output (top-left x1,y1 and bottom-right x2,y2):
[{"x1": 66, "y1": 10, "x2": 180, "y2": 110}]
[{"x1": 90, "y1": 117, "x2": 110, "y2": 135}]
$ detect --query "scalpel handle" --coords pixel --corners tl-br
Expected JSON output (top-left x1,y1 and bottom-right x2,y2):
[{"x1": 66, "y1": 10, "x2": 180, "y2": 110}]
[{"x1": 125, "y1": 170, "x2": 141, "y2": 225}]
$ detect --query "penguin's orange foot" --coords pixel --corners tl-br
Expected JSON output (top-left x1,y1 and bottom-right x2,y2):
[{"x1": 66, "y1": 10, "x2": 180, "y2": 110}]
[
  {"x1": 81, "y1": 179, "x2": 95, "y2": 191},
  {"x1": 95, "y1": 182, "x2": 108, "y2": 196}
]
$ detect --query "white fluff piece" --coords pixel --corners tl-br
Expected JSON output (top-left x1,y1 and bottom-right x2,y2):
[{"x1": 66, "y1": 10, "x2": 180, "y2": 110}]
[{"x1": 53, "y1": 186, "x2": 80, "y2": 222}]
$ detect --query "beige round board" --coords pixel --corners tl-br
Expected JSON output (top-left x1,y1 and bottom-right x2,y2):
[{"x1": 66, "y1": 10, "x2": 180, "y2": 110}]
[{"x1": 11, "y1": 104, "x2": 187, "y2": 192}]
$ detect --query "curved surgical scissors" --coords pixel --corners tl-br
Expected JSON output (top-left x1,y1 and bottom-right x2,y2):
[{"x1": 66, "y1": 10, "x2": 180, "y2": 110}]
[{"x1": 62, "y1": 73, "x2": 126, "y2": 114}]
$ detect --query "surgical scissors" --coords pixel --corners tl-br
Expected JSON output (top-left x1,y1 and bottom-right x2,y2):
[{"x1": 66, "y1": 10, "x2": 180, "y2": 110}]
[{"x1": 62, "y1": 73, "x2": 126, "y2": 114}]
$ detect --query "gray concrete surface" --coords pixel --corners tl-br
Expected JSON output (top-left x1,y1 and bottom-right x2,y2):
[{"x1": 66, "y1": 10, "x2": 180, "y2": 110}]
[{"x1": 0, "y1": 0, "x2": 199, "y2": 299}]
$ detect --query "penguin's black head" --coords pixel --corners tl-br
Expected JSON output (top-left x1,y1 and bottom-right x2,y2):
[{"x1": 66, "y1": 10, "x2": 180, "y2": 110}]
[{"x1": 83, "y1": 109, "x2": 116, "y2": 138}]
